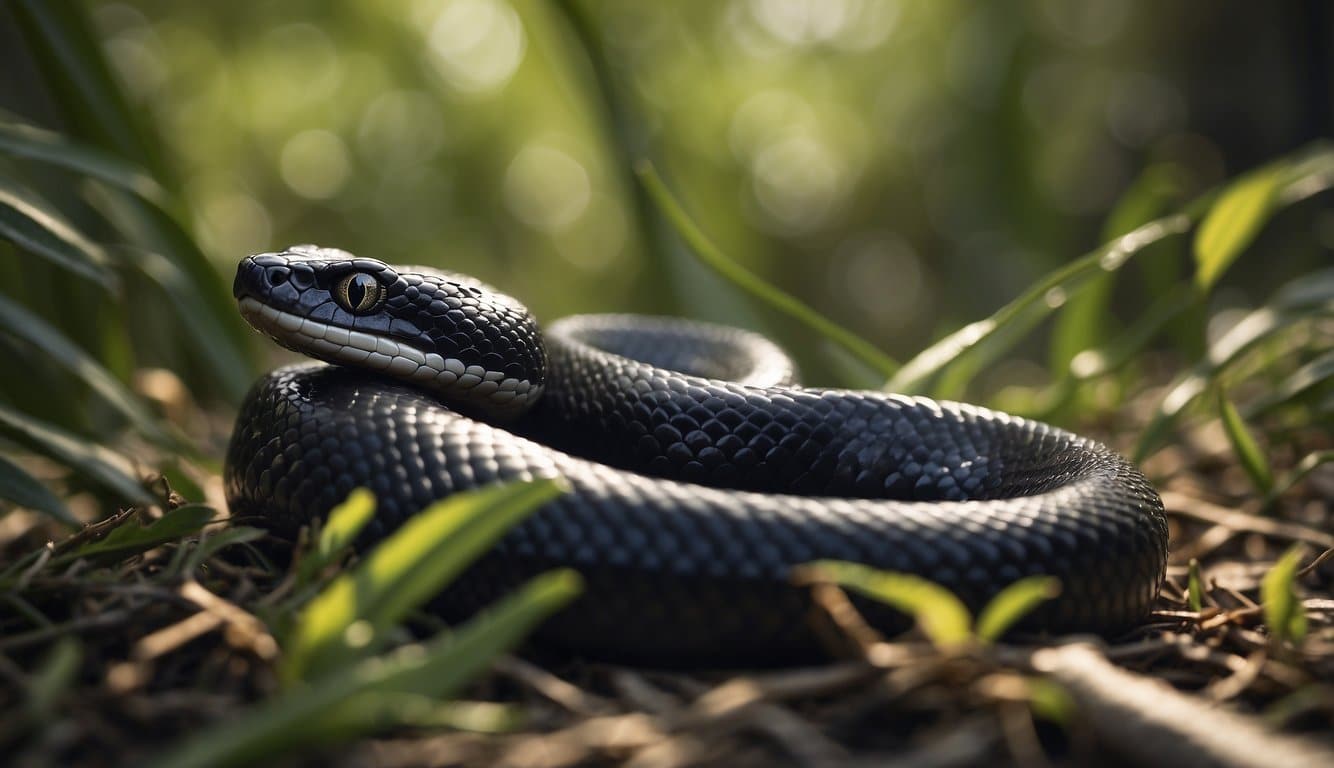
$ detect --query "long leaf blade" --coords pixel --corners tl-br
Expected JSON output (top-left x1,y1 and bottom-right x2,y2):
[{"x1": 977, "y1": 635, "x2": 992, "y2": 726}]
[
  {"x1": 65, "y1": 504, "x2": 215, "y2": 563},
  {"x1": 147, "y1": 569, "x2": 582, "y2": 768},
  {"x1": 283, "y1": 478, "x2": 567, "y2": 682},
  {"x1": 636, "y1": 161, "x2": 899, "y2": 380},
  {"x1": 0, "y1": 401, "x2": 153, "y2": 507},
  {"x1": 0, "y1": 293, "x2": 171, "y2": 445},
  {"x1": 1194, "y1": 166, "x2": 1284, "y2": 293},
  {"x1": 888, "y1": 215, "x2": 1193, "y2": 394},
  {"x1": 0, "y1": 180, "x2": 109, "y2": 282},
  {"x1": 1262, "y1": 546, "x2": 1308, "y2": 646},
  {"x1": 0, "y1": 453, "x2": 77, "y2": 526},
  {"x1": 975, "y1": 576, "x2": 1061, "y2": 643},
  {"x1": 799, "y1": 560, "x2": 973, "y2": 649},
  {"x1": 0, "y1": 120, "x2": 167, "y2": 206},
  {"x1": 1217, "y1": 390, "x2": 1274, "y2": 493}
]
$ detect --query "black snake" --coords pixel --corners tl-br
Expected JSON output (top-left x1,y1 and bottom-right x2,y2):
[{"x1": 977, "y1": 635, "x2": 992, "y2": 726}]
[{"x1": 224, "y1": 245, "x2": 1168, "y2": 663}]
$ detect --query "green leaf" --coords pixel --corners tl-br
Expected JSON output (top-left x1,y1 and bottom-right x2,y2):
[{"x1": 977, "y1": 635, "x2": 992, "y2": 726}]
[
  {"x1": 283, "y1": 478, "x2": 567, "y2": 682},
  {"x1": 0, "y1": 179, "x2": 109, "y2": 283},
  {"x1": 636, "y1": 161, "x2": 899, "y2": 380},
  {"x1": 1026, "y1": 677, "x2": 1075, "y2": 725},
  {"x1": 62, "y1": 504, "x2": 215, "y2": 564},
  {"x1": 0, "y1": 401, "x2": 153, "y2": 507},
  {"x1": 974, "y1": 576, "x2": 1061, "y2": 643},
  {"x1": 0, "y1": 293, "x2": 173, "y2": 446},
  {"x1": 1187, "y1": 558, "x2": 1204, "y2": 612},
  {"x1": 888, "y1": 214, "x2": 1193, "y2": 394},
  {"x1": 0, "y1": 121, "x2": 167, "y2": 206},
  {"x1": 1261, "y1": 546, "x2": 1307, "y2": 646},
  {"x1": 1217, "y1": 390, "x2": 1274, "y2": 494},
  {"x1": 294, "y1": 488, "x2": 376, "y2": 586},
  {"x1": 0, "y1": 453, "x2": 77, "y2": 526},
  {"x1": 1194, "y1": 165, "x2": 1285, "y2": 293},
  {"x1": 147, "y1": 569, "x2": 581, "y2": 768},
  {"x1": 800, "y1": 561, "x2": 973, "y2": 648}
]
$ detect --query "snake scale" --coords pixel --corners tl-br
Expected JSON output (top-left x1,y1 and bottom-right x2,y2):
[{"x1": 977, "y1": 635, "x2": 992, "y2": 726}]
[{"x1": 224, "y1": 245, "x2": 1168, "y2": 663}]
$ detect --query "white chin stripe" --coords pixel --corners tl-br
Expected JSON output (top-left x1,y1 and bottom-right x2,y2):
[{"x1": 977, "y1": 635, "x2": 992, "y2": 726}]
[{"x1": 239, "y1": 298, "x2": 540, "y2": 411}]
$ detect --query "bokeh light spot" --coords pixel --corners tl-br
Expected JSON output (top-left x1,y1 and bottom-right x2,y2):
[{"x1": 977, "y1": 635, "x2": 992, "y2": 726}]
[
  {"x1": 750, "y1": 133, "x2": 846, "y2": 234},
  {"x1": 503, "y1": 143, "x2": 591, "y2": 234},
  {"x1": 280, "y1": 130, "x2": 352, "y2": 200},
  {"x1": 198, "y1": 192, "x2": 272, "y2": 259},
  {"x1": 427, "y1": 0, "x2": 526, "y2": 94}
]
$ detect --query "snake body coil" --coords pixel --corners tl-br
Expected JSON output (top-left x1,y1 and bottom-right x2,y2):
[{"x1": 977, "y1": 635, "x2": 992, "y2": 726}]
[{"x1": 225, "y1": 246, "x2": 1167, "y2": 663}]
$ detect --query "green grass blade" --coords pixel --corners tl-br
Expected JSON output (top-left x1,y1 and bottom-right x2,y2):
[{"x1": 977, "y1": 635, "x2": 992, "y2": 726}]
[
  {"x1": 1194, "y1": 165, "x2": 1285, "y2": 293},
  {"x1": 1266, "y1": 450, "x2": 1334, "y2": 507},
  {"x1": 1134, "y1": 296, "x2": 1333, "y2": 461},
  {"x1": 1261, "y1": 546, "x2": 1308, "y2": 646},
  {"x1": 61, "y1": 505, "x2": 215, "y2": 564},
  {"x1": 0, "y1": 120, "x2": 167, "y2": 206},
  {"x1": 0, "y1": 293, "x2": 173, "y2": 446},
  {"x1": 974, "y1": 576, "x2": 1061, "y2": 643},
  {"x1": 1187, "y1": 558, "x2": 1204, "y2": 612},
  {"x1": 1067, "y1": 282, "x2": 1197, "y2": 381},
  {"x1": 148, "y1": 569, "x2": 581, "y2": 768},
  {"x1": 0, "y1": 401, "x2": 153, "y2": 507},
  {"x1": 283, "y1": 478, "x2": 567, "y2": 682},
  {"x1": 798, "y1": 560, "x2": 973, "y2": 649},
  {"x1": 294, "y1": 488, "x2": 376, "y2": 587},
  {"x1": 0, "y1": 453, "x2": 77, "y2": 526},
  {"x1": 0, "y1": 179, "x2": 110, "y2": 283},
  {"x1": 1245, "y1": 349, "x2": 1334, "y2": 417},
  {"x1": 889, "y1": 214, "x2": 1193, "y2": 394},
  {"x1": 1217, "y1": 390, "x2": 1274, "y2": 494},
  {"x1": 636, "y1": 161, "x2": 899, "y2": 380}
]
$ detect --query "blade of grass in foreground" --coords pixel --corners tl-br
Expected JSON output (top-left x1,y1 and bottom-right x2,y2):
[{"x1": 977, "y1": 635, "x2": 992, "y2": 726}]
[
  {"x1": 283, "y1": 478, "x2": 567, "y2": 682},
  {"x1": 146, "y1": 569, "x2": 582, "y2": 768},
  {"x1": 636, "y1": 161, "x2": 899, "y2": 381},
  {"x1": 796, "y1": 560, "x2": 973, "y2": 649},
  {"x1": 974, "y1": 576, "x2": 1061, "y2": 643},
  {"x1": 1262, "y1": 546, "x2": 1307, "y2": 647}
]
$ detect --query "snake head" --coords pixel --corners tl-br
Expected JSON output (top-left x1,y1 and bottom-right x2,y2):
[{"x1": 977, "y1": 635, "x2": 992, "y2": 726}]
[{"x1": 234, "y1": 245, "x2": 545, "y2": 418}]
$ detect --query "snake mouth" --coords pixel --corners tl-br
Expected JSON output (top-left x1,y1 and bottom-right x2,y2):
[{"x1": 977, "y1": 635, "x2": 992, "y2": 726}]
[{"x1": 238, "y1": 296, "x2": 541, "y2": 414}]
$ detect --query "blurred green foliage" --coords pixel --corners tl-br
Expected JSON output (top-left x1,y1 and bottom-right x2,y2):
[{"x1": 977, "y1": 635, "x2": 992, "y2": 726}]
[{"x1": 4, "y1": 0, "x2": 1322, "y2": 378}]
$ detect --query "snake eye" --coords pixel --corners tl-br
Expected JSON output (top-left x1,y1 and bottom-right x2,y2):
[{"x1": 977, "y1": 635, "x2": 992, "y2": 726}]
[{"x1": 335, "y1": 272, "x2": 385, "y2": 314}]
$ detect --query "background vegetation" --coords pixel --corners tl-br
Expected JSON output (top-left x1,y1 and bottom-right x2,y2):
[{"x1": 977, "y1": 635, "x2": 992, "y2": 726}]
[{"x1": 0, "y1": 1, "x2": 1330, "y2": 766}]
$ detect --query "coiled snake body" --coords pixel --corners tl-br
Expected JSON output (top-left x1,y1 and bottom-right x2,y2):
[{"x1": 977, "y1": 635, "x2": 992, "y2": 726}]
[{"x1": 225, "y1": 246, "x2": 1167, "y2": 663}]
